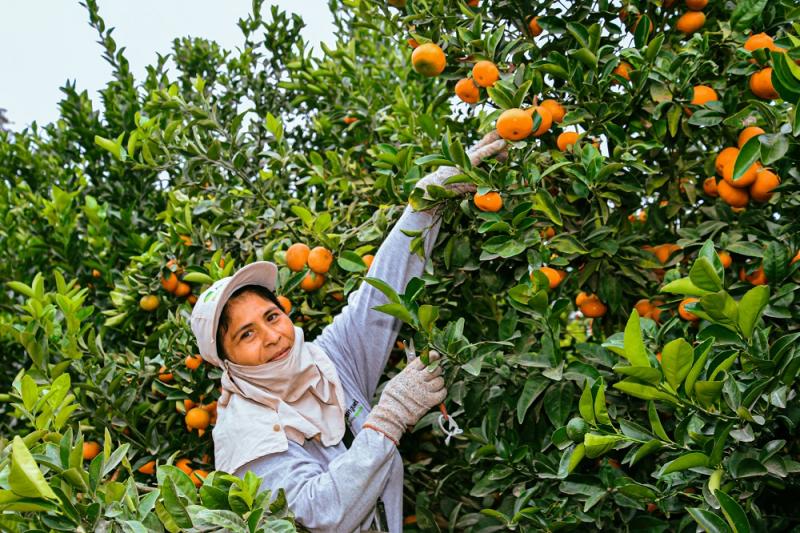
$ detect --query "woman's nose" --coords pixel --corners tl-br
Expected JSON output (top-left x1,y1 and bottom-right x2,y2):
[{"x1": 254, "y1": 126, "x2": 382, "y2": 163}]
[{"x1": 261, "y1": 325, "x2": 281, "y2": 345}]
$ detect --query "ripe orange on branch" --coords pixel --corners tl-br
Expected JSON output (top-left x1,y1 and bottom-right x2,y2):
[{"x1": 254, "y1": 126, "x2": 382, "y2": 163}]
[
  {"x1": 83, "y1": 441, "x2": 101, "y2": 461},
  {"x1": 690, "y1": 85, "x2": 717, "y2": 106},
  {"x1": 186, "y1": 407, "x2": 211, "y2": 430},
  {"x1": 496, "y1": 109, "x2": 533, "y2": 141},
  {"x1": 185, "y1": 354, "x2": 203, "y2": 370},
  {"x1": 678, "y1": 298, "x2": 700, "y2": 321},
  {"x1": 750, "y1": 169, "x2": 779, "y2": 203},
  {"x1": 528, "y1": 17, "x2": 543, "y2": 37},
  {"x1": 526, "y1": 106, "x2": 553, "y2": 137},
  {"x1": 308, "y1": 246, "x2": 333, "y2": 274},
  {"x1": 286, "y1": 243, "x2": 310, "y2": 272},
  {"x1": 411, "y1": 43, "x2": 446, "y2": 77},
  {"x1": 455, "y1": 78, "x2": 480, "y2": 103},
  {"x1": 750, "y1": 68, "x2": 778, "y2": 99},
  {"x1": 557, "y1": 131, "x2": 579, "y2": 151},
  {"x1": 472, "y1": 60, "x2": 500, "y2": 87},
  {"x1": 473, "y1": 191, "x2": 502, "y2": 212},
  {"x1": 717, "y1": 180, "x2": 749, "y2": 208},
  {"x1": 535, "y1": 267, "x2": 566, "y2": 289},
  {"x1": 703, "y1": 177, "x2": 719, "y2": 197},
  {"x1": 738, "y1": 127, "x2": 765, "y2": 148},
  {"x1": 277, "y1": 295, "x2": 292, "y2": 314},
  {"x1": 676, "y1": 11, "x2": 705, "y2": 34},
  {"x1": 139, "y1": 295, "x2": 160, "y2": 311},
  {"x1": 715, "y1": 147, "x2": 739, "y2": 176},
  {"x1": 540, "y1": 99, "x2": 565, "y2": 123}
]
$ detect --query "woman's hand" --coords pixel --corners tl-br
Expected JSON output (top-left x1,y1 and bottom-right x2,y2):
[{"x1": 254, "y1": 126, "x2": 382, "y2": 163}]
[
  {"x1": 363, "y1": 351, "x2": 447, "y2": 444},
  {"x1": 414, "y1": 131, "x2": 507, "y2": 196}
]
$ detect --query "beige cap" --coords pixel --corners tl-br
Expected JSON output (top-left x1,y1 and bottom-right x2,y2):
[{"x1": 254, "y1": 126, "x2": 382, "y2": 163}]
[{"x1": 190, "y1": 261, "x2": 278, "y2": 367}]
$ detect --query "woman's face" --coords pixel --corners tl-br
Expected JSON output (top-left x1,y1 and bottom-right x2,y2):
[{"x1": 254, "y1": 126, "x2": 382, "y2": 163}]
[{"x1": 220, "y1": 292, "x2": 295, "y2": 366}]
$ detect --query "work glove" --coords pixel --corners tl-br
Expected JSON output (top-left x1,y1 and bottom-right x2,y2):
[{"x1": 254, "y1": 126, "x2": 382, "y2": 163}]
[
  {"x1": 414, "y1": 131, "x2": 507, "y2": 196},
  {"x1": 363, "y1": 351, "x2": 447, "y2": 445}
]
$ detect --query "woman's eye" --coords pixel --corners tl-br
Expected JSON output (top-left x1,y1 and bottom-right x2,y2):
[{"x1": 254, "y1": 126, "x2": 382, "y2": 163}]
[
  {"x1": 241, "y1": 331, "x2": 253, "y2": 340},
  {"x1": 267, "y1": 313, "x2": 279, "y2": 321}
]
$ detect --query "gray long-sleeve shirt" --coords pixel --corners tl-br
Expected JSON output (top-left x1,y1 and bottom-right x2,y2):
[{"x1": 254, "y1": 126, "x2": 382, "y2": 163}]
[{"x1": 234, "y1": 205, "x2": 442, "y2": 532}]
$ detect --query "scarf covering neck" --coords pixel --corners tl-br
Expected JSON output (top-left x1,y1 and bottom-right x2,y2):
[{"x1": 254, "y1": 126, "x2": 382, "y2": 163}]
[{"x1": 212, "y1": 326, "x2": 346, "y2": 473}]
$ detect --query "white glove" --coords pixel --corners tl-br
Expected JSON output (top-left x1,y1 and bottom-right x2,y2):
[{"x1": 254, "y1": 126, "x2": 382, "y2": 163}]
[
  {"x1": 415, "y1": 131, "x2": 507, "y2": 196},
  {"x1": 363, "y1": 351, "x2": 447, "y2": 445}
]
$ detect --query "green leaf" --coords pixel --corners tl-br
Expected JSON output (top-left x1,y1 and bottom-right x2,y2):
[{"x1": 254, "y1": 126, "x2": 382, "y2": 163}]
[
  {"x1": 694, "y1": 380, "x2": 725, "y2": 407},
  {"x1": 181, "y1": 272, "x2": 214, "y2": 284},
  {"x1": 647, "y1": 402, "x2": 671, "y2": 442},
  {"x1": 622, "y1": 311, "x2": 650, "y2": 367},
  {"x1": 685, "y1": 341, "x2": 711, "y2": 398},
  {"x1": 516, "y1": 376, "x2": 549, "y2": 424},
  {"x1": 737, "y1": 286, "x2": 769, "y2": 338},
  {"x1": 579, "y1": 383, "x2": 596, "y2": 425},
  {"x1": 730, "y1": 0, "x2": 768, "y2": 31},
  {"x1": 661, "y1": 338, "x2": 693, "y2": 390},
  {"x1": 6, "y1": 281, "x2": 34, "y2": 298},
  {"x1": 661, "y1": 276, "x2": 710, "y2": 296},
  {"x1": 613, "y1": 379, "x2": 677, "y2": 403},
  {"x1": 699, "y1": 291, "x2": 738, "y2": 329},
  {"x1": 593, "y1": 382, "x2": 611, "y2": 426},
  {"x1": 9, "y1": 436, "x2": 56, "y2": 499},
  {"x1": 372, "y1": 303, "x2": 414, "y2": 325},
  {"x1": 337, "y1": 251, "x2": 367, "y2": 273},
  {"x1": 532, "y1": 189, "x2": 563, "y2": 226},
  {"x1": 690, "y1": 257, "x2": 722, "y2": 292},
  {"x1": 161, "y1": 476, "x2": 193, "y2": 529},
  {"x1": 759, "y1": 133, "x2": 789, "y2": 165},
  {"x1": 631, "y1": 439, "x2": 663, "y2": 465},
  {"x1": 731, "y1": 136, "x2": 760, "y2": 184},
  {"x1": 715, "y1": 490, "x2": 751, "y2": 533},
  {"x1": 612, "y1": 366, "x2": 661, "y2": 385},
  {"x1": 364, "y1": 278, "x2": 401, "y2": 304},
  {"x1": 689, "y1": 508, "x2": 733, "y2": 533},
  {"x1": 583, "y1": 433, "x2": 624, "y2": 459},
  {"x1": 544, "y1": 382, "x2": 574, "y2": 427},
  {"x1": 661, "y1": 452, "x2": 709, "y2": 475},
  {"x1": 418, "y1": 304, "x2": 439, "y2": 333}
]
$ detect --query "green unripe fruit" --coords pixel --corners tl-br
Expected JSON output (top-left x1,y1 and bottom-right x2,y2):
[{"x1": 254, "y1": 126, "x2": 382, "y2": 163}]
[{"x1": 566, "y1": 417, "x2": 589, "y2": 442}]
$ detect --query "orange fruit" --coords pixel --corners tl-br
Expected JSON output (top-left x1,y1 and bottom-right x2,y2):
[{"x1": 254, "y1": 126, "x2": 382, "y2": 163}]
[
  {"x1": 722, "y1": 159, "x2": 759, "y2": 188},
  {"x1": 634, "y1": 299, "x2": 653, "y2": 316},
  {"x1": 277, "y1": 295, "x2": 292, "y2": 313},
  {"x1": 685, "y1": 0, "x2": 707, "y2": 9},
  {"x1": 343, "y1": 116, "x2": 358, "y2": 124},
  {"x1": 182, "y1": 399, "x2": 195, "y2": 412},
  {"x1": 678, "y1": 297, "x2": 700, "y2": 321},
  {"x1": 407, "y1": 38, "x2": 419, "y2": 49},
  {"x1": 791, "y1": 251, "x2": 800, "y2": 265},
  {"x1": 388, "y1": 0, "x2": 406, "y2": 7},
  {"x1": 648, "y1": 302, "x2": 664, "y2": 323},
  {"x1": 529, "y1": 17, "x2": 543, "y2": 37},
  {"x1": 473, "y1": 191, "x2": 503, "y2": 212},
  {"x1": 174, "y1": 281, "x2": 191, "y2": 298},
  {"x1": 308, "y1": 246, "x2": 334, "y2": 274},
  {"x1": 654, "y1": 244, "x2": 680, "y2": 264},
  {"x1": 83, "y1": 441, "x2": 101, "y2": 461},
  {"x1": 540, "y1": 99, "x2": 566, "y2": 123},
  {"x1": 496, "y1": 108, "x2": 533, "y2": 141},
  {"x1": 185, "y1": 355, "x2": 203, "y2": 370},
  {"x1": 187, "y1": 294, "x2": 198, "y2": 305},
  {"x1": 331, "y1": 291, "x2": 344, "y2": 302},
  {"x1": 92, "y1": 268, "x2": 101, "y2": 278},
  {"x1": 749, "y1": 68, "x2": 778, "y2": 100},
  {"x1": 557, "y1": 131, "x2": 580, "y2": 151},
  {"x1": 467, "y1": 0, "x2": 479, "y2": 6},
  {"x1": 158, "y1": 365, "x2": 173, "y2": 382},
  {"x1": 613, "y1": 61, "x2": 632, "y2": 81},
  {"x1": 300, "y1": 272, "x2": 325, "y2": 292},
  {"x1": 718, "y1": 251, "x2": 732, "y2": 269},
  {"x1": 527, "y1": 106, "x2": 553, "y2": 137},
  {"x1": 738, "y1": 126, "x2": 765, "y2": 148},
  {"x1": 536, "y1": 267, "x2": 566, "y2": 289},
  {"x1": 575, "y1": 292, "x2": 591, "y2": 306},
  {"x1": 745, "y1": 265, "x2": 768, "y2": 285},
  {"x1": 179, "y1": 234, "x2": 192, "y2": 246},
  {"x1": 161, "y1": 271, "x2": 179, "y2": 293},
  {"x1": 750, "y1": 169, "x2": 780, "y2": 203},
  {"x1": 175, "y1": 458, "x2": 193, "y2": 475},
  {"x1": 541, "y1": 226, "x2": 556, "y2": 239},
  {"x1": 690, "y1": 85, "x2": 717, "y2": 106},
  {"x1": 190, "y1": 469, "x2": 208, "y2": 487},
  {"x1": 362, "y1": 254, "x2": 375, "y2": 269},
  {"x1": 186, "y1": 407, "x2": 211, "y2": 430},
  {"x1": 715, "y1": 147, "x2": 739, "y2": 176},
  {"x1": 744, "y1": 33, "x2": 781, "y2": 53},
  {"x1": 717, "y1": 180, "x2": 749, "y2": 208},
  {"x1": 411, "y1": 43, "x2": 446, "y2": 77},
  {"x1": 286, "y1": 243, "x2": 310, "y2": 272},
  {"x1": 139, "y1": 294, "x2": 160, "y2": 311},
  {"x1": 138, "y1": 460, "x2": 156, "y2": 475},
  {"x1": 703, "y1": 177, "x2": 719, "y2": 197},
  {"x1": 455, "y1": 78, "x2": 480, "y2": 103},
  {"x1": 472, "y1": 60, "x2": 500, "y2": 87},
  {"x1": 404, "y1": 515, "x2": 418, "y2": 525},
  {"x1": 581, "y1": 298, "x2": 608, "y2": 318},
  {"x1": 676, "y1": 11, "x2": 705, "y2": 34}
]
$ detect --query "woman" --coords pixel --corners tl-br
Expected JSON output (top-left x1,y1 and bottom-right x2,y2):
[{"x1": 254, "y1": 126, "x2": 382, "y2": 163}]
[{"x1": 190, "y1": 132, "x2": 506, "y2": 532}]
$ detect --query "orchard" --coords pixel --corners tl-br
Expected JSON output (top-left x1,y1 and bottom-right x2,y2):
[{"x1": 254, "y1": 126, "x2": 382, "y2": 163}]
[{"x1": 1, "y1": 0, "x2": 800, "y2": 530}]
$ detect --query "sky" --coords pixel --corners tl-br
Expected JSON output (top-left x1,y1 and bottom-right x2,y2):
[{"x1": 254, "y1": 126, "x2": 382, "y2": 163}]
[{"x1": 0, "y1": 1, "x2": 336, "y2": 130}]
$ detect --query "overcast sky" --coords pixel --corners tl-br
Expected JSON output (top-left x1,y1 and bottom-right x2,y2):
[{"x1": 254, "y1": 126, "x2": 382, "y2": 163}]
[{"x1": 0, "y1": 1, "x2": 335, "y2": 130}]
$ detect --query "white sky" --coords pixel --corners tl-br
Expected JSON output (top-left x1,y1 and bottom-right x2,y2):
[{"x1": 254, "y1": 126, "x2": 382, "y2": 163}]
[{"x1": 0, "y1": 1, "x2": 336, "y2": 130}]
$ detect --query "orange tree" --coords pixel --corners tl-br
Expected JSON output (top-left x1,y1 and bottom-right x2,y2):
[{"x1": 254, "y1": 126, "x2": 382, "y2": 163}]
[{"x1": 1, "y1": 0, "x2": 800, "y2": 530}]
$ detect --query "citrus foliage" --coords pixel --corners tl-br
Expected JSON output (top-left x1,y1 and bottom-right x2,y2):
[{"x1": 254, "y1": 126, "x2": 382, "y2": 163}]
[{"x1": 1, "y1": 0, "x2": 800, "y2": 531}]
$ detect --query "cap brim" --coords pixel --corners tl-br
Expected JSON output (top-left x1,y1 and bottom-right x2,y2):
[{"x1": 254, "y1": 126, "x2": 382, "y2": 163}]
[{"x1": 211, "y1": 261, "x2": 278, "y2": 348}]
